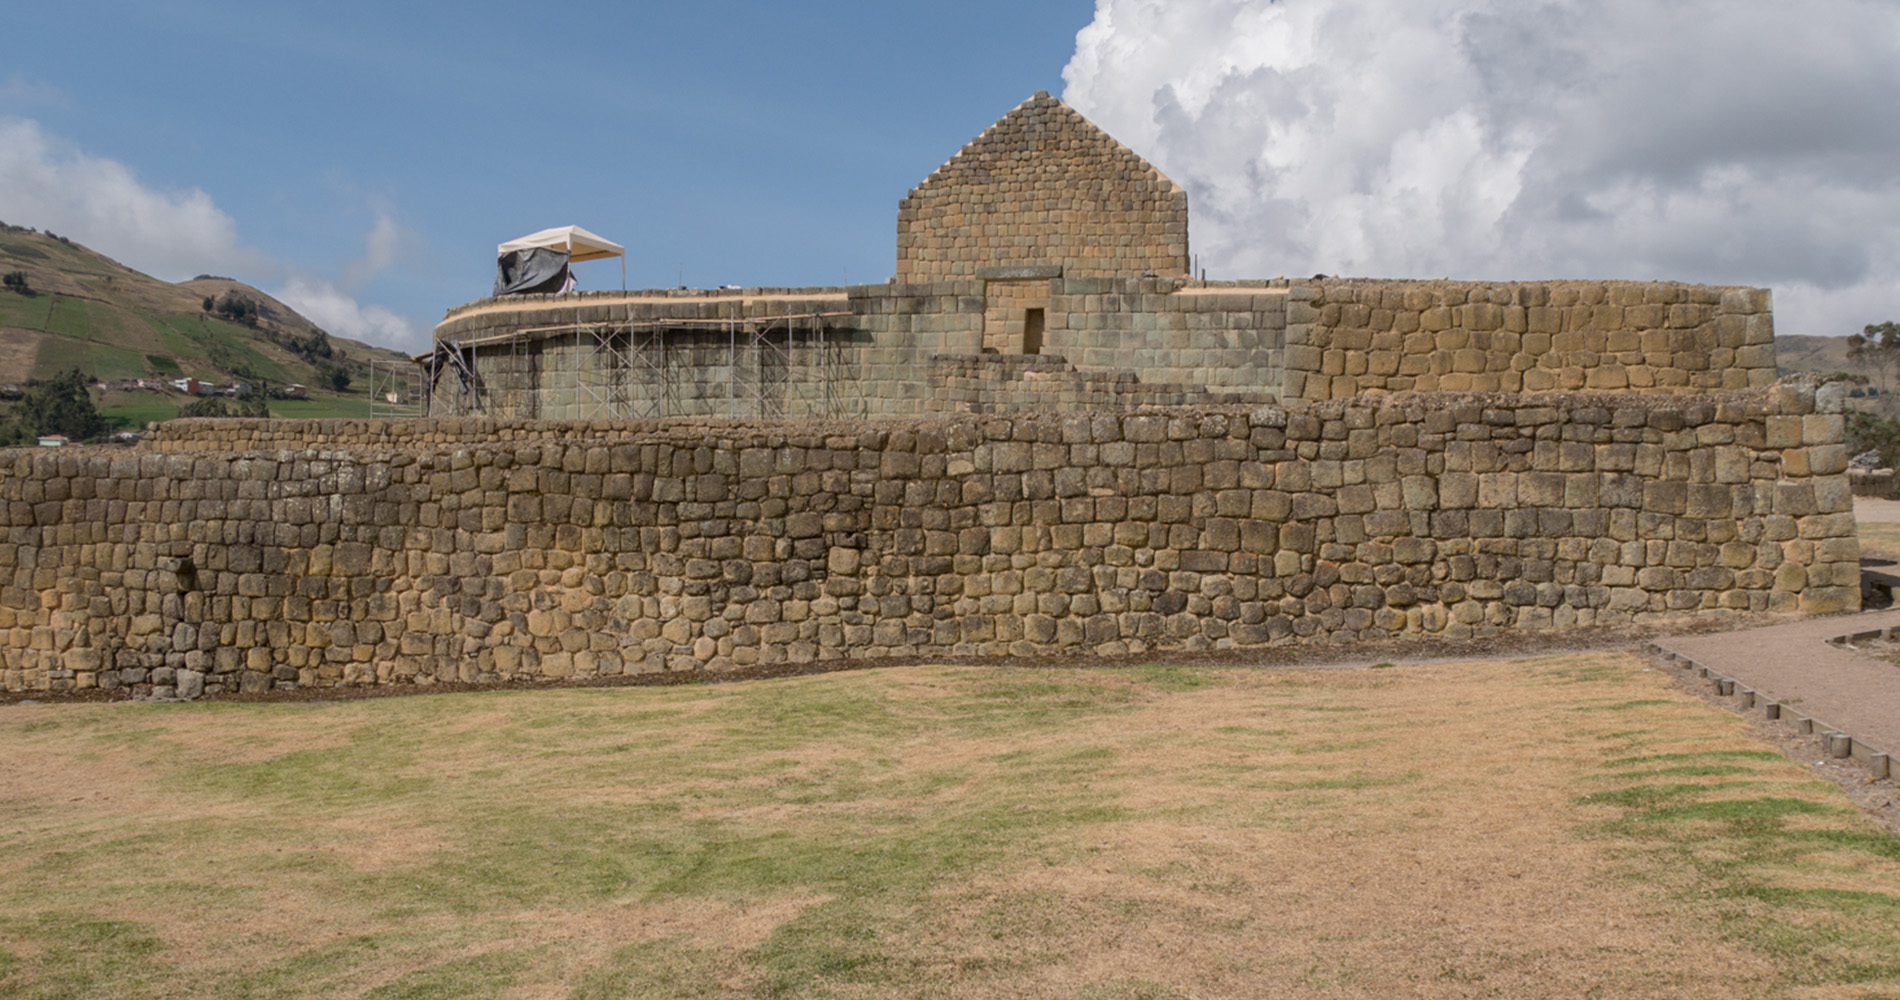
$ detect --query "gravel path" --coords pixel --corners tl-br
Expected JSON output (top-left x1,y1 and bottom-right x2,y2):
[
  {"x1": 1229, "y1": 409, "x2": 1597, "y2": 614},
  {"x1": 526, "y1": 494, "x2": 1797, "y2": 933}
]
[
  {"x1": 1856, "y1": 496, "x2": 1900, "y2": 523},
  {"x1": 1655, "y1": 610, "x2": 1900, "y2": 777}
]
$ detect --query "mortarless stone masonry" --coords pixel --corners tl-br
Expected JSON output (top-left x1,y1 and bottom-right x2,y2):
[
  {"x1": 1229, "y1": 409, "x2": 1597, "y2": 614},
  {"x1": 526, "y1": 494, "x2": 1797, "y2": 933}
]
[
  {"x1": 427, "y1": 95, "x2": 1779, "y2": 419},
  {"x1": 0, "y1": 93, "x2": 1836, "y2": 700},
  {"x1": 895, "y1": 92, "x2": 1189, "y2": 283},
  {"x1": 1, "y1": 381, "x2": 1857, "y2": 697}
]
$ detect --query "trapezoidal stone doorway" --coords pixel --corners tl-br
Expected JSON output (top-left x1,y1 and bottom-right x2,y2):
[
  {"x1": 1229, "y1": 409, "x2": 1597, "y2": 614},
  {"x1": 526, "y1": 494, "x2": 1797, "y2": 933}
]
[{"x1": 981, "y1": 268, "x2": 1058, "y2": 355}]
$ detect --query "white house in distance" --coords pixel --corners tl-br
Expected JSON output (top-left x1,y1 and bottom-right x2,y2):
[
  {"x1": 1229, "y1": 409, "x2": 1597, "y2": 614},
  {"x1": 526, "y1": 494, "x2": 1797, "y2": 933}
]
[{"x1": 169, "y1": 378, "x2": 221, "y2": 396}]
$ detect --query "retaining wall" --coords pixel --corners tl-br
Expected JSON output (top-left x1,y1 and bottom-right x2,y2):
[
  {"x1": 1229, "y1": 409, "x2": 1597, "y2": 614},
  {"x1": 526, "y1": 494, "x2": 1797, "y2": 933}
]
[
  {"x1": 1283, "y1": 280, "x2": 1778, "y2": 401},
  {"x1": 2, "y1": 383, "x2": 1856, "y2": 697}
]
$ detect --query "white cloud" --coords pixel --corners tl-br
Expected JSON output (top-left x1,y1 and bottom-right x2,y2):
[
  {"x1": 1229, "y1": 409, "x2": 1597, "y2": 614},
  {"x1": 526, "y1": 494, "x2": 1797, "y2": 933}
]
[
  {"x1": 0, "y1": 117, "x2": 425, "y2": 351},
  {"x1": 340, "y1": 210, "x2": 411, "y2": 290},
  {"x1": 290, "y1": 211, "x2": 428, "y2": 352},
  {"x1": 0, "y1": 117, "x2": 259, "y2": 281},
  {"x1": 1062, "y1": 0, "x2": 1900, "y2": 336},
  {"x1": 273, "y1": 276, "x2": 426, "y2": 354}
]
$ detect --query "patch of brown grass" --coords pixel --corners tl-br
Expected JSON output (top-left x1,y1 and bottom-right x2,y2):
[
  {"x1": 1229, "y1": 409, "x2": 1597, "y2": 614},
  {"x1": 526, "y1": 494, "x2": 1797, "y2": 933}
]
[
  {"x1": 1, "y1": 654, "x2": 1897, "y2": 998},
  {"x1": 0, "y1": 329, "x2": 41, "y2": 384}
]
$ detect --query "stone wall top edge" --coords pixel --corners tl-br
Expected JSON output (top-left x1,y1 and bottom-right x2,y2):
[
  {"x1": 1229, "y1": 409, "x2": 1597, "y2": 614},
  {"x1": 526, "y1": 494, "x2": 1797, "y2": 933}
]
[
  {"x1": 438, "y1": 285, "x2": 861, "y2": 323},
  {"x1": 115, "y1": 382, "x2": 1828, "y2": 460},
  {"x1": 1289, "y1": 277, "x2": 1769, "y2": 293},
  {"x1": 439, "y1": 276, "x2": 1770, "y2": 323},
  {"x1": 440, "y1": 277, "x2": 1319, "y2": 338},
  {"x1": 1299, "y1": 384, "x2": 1797, "y2": 414}
]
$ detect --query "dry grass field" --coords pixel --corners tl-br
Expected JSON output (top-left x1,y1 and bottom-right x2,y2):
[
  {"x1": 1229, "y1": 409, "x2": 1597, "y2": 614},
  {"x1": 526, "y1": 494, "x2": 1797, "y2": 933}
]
[
  {"x1": 1857, "y1": 521, "x2": 1900, "y2": 564},
  {"x1": 2, "y1": 654, "x2": 1898, "y2": 999}
]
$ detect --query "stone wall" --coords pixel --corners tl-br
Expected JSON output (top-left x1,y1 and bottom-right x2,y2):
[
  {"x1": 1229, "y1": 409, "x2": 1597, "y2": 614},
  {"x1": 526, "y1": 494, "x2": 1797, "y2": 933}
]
[
  {"x1": 430, "y1": 278, "x2": 1773, "y2": 419},
  {"x1": 1282, "y1": 280, "x2": 1778, "y2": 402},
  {"x1": 927, "y1": 355, "x2": 1275, "y2": 414},
  {"x1": 428, "y1": 93, "x2": 1779, "y2": 420},
  {"x1": 431, "y1": 286, "x2": 982, "y2": 420},
  {"x1": 430, "y1": 278, "x2": 1294, "y2": 420},
  {"x1": 2, "y1": 382, "x2": 1857, "y2": 697},
  {"x1": 895, "y1": 92, "x2": 1189, "y2": 283},
  {"x1": 1045, "y1": 280, "x2": 1290, "y2": 398},
  {"x1": 140, "y1": 417, "x2": 768, "y2": 452},
  {"x1": 982, "y1": 279, "x2": 1051, "y2": 354}
]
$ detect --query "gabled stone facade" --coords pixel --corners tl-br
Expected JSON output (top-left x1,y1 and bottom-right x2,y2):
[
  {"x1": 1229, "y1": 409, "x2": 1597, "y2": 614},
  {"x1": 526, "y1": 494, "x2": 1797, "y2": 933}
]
[{"x1": 895, "y1": 91, "x2": 1190, "y2": 283}]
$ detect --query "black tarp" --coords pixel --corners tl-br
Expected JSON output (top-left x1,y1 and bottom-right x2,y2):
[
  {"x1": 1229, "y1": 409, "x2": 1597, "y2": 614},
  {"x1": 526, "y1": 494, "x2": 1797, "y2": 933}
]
[{"x1": 493, "y1": 247, "x2": 571, "y2": 296}]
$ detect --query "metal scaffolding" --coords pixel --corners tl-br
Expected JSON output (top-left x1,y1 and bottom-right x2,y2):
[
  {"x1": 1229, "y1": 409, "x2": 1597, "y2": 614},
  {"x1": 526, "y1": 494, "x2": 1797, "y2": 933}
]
[
  {"x1": 424, "y1": 306, "x2": 861, "y2": 420},
  {"x1": 368, "y1": 359, "x2": 426, "y2": 418}
]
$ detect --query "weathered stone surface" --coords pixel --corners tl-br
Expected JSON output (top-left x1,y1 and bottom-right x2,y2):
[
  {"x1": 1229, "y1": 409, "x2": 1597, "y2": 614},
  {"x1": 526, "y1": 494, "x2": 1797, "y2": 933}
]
[
  {"x1": 898, "y1": 92, "x2": 1188, "y2": 284},
  {"x1": 389, "y1": 94, "x2": 1777, "y2": 423},
  {"x1": 1, "y1": 381, "x2": 1855, "y2": 698}
]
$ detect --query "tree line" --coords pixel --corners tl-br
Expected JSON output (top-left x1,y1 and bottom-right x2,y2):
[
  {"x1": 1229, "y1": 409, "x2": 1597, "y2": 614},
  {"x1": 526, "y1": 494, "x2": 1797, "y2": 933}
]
[{"x1": 0, "y1": 369, "x2": 105, "y2": 444}]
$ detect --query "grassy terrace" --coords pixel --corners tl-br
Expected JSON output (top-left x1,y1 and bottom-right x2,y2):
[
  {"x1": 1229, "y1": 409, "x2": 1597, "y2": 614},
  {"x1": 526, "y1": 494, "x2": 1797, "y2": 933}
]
[
  {"x1": 2, "y1": 655, "x2": 1897, "y2": 998},
  {"x1": 96, "y1": 389, "x2": 377, "y2": 431}
]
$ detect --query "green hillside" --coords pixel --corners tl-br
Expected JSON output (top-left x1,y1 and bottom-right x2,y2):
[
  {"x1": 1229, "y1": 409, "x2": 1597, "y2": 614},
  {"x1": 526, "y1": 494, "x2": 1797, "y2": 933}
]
[{"x1": 0, "y1": 223, "x2": 416, "y2": 424}]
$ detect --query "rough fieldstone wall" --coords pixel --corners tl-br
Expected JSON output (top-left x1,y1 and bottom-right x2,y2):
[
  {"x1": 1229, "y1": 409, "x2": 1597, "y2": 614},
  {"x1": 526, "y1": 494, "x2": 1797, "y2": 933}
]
[
  {"x1": 139, "y1": 417, "x2": 802, "y2": 452},
  {"x1": 2, "y1": 383, "x2": 1857, "y2": 698},
  {"x1": 895, "y1": 92, "x2": 1190, "y2": 282},
  {"x1": 1283, "y1": 280, "x2": 1778, "y2": 402}
]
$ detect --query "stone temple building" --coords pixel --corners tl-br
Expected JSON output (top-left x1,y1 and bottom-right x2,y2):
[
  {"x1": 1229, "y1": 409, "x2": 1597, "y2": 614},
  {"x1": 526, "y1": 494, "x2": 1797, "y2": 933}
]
[
  {"x1": 427, "y1": 91, "x2": 1778, "y2": 419},
  {"x1": 1, "y1": 96, "x2": 1852, "y2": 702}
]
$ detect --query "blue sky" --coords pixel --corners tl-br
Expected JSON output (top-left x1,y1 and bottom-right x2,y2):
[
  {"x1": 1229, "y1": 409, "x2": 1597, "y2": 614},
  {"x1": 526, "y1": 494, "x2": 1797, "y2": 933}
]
[
  {"x1": 6, "y1": 0, "x2": 1900, "y2": 352},
  {"x1": 2, "y1": 1, "x2": 1097, "y2": 349}
]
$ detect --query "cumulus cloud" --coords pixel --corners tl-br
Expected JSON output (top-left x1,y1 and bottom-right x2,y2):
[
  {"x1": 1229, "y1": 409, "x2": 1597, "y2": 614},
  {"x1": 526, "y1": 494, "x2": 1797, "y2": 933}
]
[
  {"x1": 0, "y1": 118, "x2": 260, "y2": 281},
  {"x1": 1063, "y1": 0, "x2": 1900, "y2": 336},
  {"x1": 0, "y1": 117, "x2": 423, "y2": 350},
  {"x1": 274, "y1": 276, "x2": 425, "y2": 354},
  {"x1": 278, "y1": 211, "x2": 427, "y2": 353}
]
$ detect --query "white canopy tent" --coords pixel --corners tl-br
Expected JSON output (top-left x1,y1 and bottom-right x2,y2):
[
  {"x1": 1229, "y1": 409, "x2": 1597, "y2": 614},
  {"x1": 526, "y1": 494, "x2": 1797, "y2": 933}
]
[{"x1": 497, "y1": 225, "x2": 625, "y2": 290}]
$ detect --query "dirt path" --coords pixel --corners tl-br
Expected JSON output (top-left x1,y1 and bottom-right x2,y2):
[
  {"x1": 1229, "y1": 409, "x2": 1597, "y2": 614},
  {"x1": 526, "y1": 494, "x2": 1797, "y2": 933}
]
[
  {"x1": 1857, "y1": 496, "x2": 1900, "y2": 523},
  {"x1": 1654, "y1": 610, "x2": 1900, "y2": 772}
]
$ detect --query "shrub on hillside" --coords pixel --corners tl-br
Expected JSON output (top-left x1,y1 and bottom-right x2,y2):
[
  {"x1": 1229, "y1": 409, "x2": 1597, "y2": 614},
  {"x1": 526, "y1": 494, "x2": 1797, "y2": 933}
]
[
  {"x1": 213, "y1": 291, "x2": 259, "y2": 327},
  {"x1": 181, "y1": 396, "x2": 268, "y2": 419},
  {"x1": 1, "y1": 368, "x2": 105, "y2": 442}
]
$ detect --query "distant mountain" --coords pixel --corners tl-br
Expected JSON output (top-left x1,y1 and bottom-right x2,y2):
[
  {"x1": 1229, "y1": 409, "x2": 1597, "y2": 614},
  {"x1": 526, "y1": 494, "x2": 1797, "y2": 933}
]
[{"x1": 0, "y1": 222, "x2": 412, "y2": 419}]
